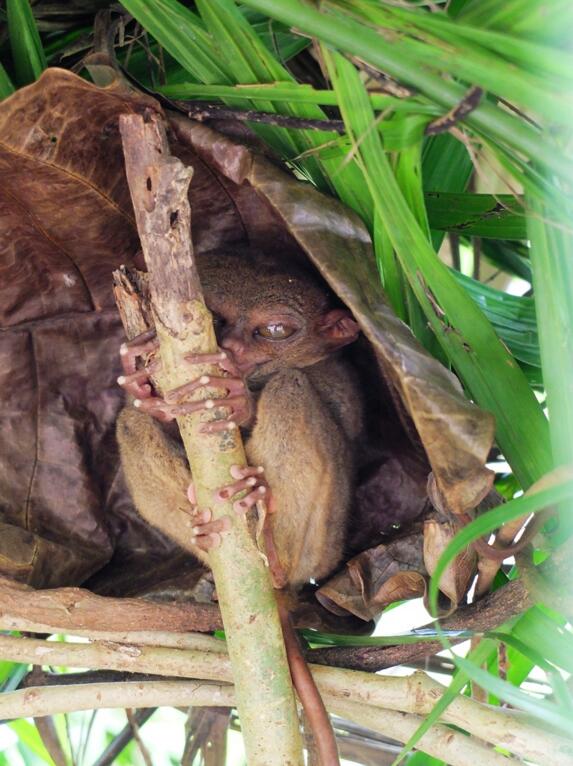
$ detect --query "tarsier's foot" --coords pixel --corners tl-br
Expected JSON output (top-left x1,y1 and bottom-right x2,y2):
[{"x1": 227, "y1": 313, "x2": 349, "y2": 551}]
[
  {"x1": 188, "y1": 464, "x2": 271, "y2": 551},
  {"x1": 117, "y1": 332, "x2": 253, "y2": 428}
]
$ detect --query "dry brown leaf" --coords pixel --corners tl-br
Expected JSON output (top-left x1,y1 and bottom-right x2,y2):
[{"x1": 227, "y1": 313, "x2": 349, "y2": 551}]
[{"x1": 0, "y1": 69, "x2": 495, "y2": 618}]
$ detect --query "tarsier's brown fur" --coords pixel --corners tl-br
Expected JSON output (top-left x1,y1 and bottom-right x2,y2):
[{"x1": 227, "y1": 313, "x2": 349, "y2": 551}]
[{"x1": 117, "y1": 248, "x2": 363, "y2": 589}]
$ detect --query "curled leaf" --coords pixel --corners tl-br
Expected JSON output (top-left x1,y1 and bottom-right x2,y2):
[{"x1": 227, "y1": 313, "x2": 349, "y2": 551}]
[{"x1": 423, "y1": 518, "x2": 477, "y2": 613}]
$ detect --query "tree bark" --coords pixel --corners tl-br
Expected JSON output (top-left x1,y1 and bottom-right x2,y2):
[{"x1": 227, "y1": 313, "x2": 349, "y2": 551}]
[{"x1": 118, "y1": 110, "x2": 303, "y2": 765}]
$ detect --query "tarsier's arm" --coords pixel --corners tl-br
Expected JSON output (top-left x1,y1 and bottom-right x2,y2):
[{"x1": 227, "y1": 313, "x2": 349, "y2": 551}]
[
  {"x1": 117, "y1": 368, "x2": 354, "y2": 589},
  {"x1": 246, "y1": 368, "x2": 353, "y2": 588}
]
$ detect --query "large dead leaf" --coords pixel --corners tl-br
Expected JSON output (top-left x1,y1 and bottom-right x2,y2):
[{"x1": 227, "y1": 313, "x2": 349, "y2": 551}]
[{"x1": 0, "y1": 69, "x2": 495, "y2": 616}]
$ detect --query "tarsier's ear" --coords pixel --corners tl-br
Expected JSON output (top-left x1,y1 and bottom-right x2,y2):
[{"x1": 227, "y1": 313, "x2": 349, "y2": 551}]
[{"x1": 317, "y1": 309, "x2": 361, "y2": 348}]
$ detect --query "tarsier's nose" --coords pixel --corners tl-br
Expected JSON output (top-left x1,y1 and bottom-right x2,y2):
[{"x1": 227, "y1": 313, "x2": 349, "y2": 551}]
[{"x1": 220, "y1": 330, "x2": 247, "y2": 360}]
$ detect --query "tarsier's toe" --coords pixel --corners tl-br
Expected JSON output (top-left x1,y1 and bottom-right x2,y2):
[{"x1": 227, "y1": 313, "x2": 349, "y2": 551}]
[
  {"x1": 215, "y1": 465, "x2": 269, "y2": 514},
  {"x1": 190, "y1": 516, "x2": 232, "y2": 550},
  {"x1": 233, "y1": 486, "x2": 267, "y2": 515},
  {"x1": 192, "y1": 532, "x2": 222, "y2": 551}
]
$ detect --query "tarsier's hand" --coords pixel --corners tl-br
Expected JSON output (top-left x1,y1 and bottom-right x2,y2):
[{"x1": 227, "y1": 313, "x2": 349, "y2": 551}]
[
  {"x1": 188, "y1": 464, "x2": 273, "y2": 551},
  {"x1": 117, "y1": 330, "x2": 254, "y2": 430}
]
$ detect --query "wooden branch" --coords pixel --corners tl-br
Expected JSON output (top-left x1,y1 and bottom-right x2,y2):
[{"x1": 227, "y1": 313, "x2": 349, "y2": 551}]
[
  {"x1": 0, "y1": 620, "x2": 226, "y2": 653},
  {"x1": 308, "y1": 578, "x2": 531, "y2": 670},
  {"x1": 330, "y1": 702, "x2": 522, "y2": 766},
  {"x1": 0, "y1": 576, "x2": 372, "y2": 637},
  {"x1": 2, "y1": 633, "x2": 570, "y2": 765},
  {"x1": 312, "y1": 666, "x2": 573, "y2": 766},
  {"x1": 0, "y1": 633, "x2": 234, "y2": 682},
  {"x1": 0, "y1": 681, "x2": 519, "y2": 766},
  {"x1": 0, "y1": 578, "x2": 221, "y2": 633},
  {"x1": 118, "y1": 110, "x2": 303, "y2": 765},
  {"x1": 0, "y1": 680, "x2": 235, "y2": 719}
]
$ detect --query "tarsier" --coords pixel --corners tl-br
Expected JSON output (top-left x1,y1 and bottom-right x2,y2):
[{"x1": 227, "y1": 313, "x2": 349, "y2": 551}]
[
  {"x1": 116, "y1": 248, "x2": 362, "y2": 765},
  {"x1": 116, "y1": 247, "x2": 364, "y2": 590}
]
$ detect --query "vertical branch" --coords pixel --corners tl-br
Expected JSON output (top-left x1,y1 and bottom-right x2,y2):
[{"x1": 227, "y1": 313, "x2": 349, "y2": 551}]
[{"x1": 119, "y1": 110, "x2": 303, "y2": 766}]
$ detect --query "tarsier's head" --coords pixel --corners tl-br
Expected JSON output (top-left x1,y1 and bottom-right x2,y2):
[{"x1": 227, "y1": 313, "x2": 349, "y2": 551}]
[{"x1": 197, "y1": 248, "x2": 360, "y2": 384}]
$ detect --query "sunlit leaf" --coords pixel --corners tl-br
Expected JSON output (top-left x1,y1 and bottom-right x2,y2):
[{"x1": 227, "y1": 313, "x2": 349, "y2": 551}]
[
  {"x1": 428, "y1": 475, "x2": 573, "y2": 616},
  {"x1": 9, "y1": 720, "x2": 55, "y2": 764}
]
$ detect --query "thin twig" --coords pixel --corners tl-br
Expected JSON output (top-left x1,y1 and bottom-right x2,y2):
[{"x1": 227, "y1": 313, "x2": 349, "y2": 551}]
[
  {"x1": 177, "y1": 101, "x2": 346, "y2": 133},
  {"x1": 126, "y1": 708, "x2": 153, "y2": 766},
  {"x1": 91, "y1": 709, "x2": 155, "y2": 766},
  {"x1": 425, "y1": 86, "x2": 483, "y2": 135}
]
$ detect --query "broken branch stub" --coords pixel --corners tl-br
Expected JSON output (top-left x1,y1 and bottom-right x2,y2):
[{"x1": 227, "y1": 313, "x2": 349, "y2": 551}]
[{"x1": 118, "y1": 111, "x2": 304, "y2": 766}]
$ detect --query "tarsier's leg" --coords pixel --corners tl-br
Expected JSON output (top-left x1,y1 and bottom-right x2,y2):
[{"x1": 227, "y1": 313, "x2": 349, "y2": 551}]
[
  {"x1": 116, "y1": 406, "x2": 211, "y2": 567},
  {"x1": 246, "y1": 369, "x2": 352, "y2": 588}
]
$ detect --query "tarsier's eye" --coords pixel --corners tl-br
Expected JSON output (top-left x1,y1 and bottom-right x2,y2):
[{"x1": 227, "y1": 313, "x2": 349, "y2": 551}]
[{"x1": 254, "y1": 322, "x2": 296, "y2": 340}]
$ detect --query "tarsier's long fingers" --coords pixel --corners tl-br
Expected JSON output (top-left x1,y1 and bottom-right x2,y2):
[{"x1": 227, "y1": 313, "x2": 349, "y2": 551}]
[
  {"x1": 118, "y1": 330, "x2": 160, "y2": 401},
  {"x1": 161, "y1": 393, "x2": 250, "y2": 430},
  {"x1": 218, "y1": 465, "x2": 270, "y2": 515},
  {"x1": 187, "y1": 485, "x2": 231, "y2": 550},
  {"x1": 153, "y1": 396, "x2": 233, "y2": 418},
  {"x1": 130, "y1": 398, "x2": 175, "y2": 423},
  {"x1": 119, "y1": 331, "x2": 158, "y2": 374},
  {"x1": 190, "y1": 508, "x2": 232, "y2": 551},
  {"x1": 185, "y1": 351, "x2": 229, "y2": 367},
  {"x1": 117, "y1": 367, "x2": 153, "y2": 399},
  {"x1": 165, "y1": 374, "x2": 246, "y2": 403},
  {"x1": 187, "y1": 465, "x2": 272, "y2": 550}
]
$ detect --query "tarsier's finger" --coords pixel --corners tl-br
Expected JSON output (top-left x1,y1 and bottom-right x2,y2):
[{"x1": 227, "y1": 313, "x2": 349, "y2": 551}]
[
  {"x1": 211, "y1": 394, "x2": 249, "y2": 418},
  {"x1": 185, "y1": 351, "x2": 228, "y2": 366},
  {"x1": 184, "y1": 350, "x2": 243, "y2": 379},
  {"x1": 121, "y1": 378, "x2": 152, "y2": 400},
  {"x1": 161, "y1": 397, "x2": 227, "y2": 417},
  {"x1": 133, "y1": 397, "x2": 175, "y2": 422},
  {"x1": 164, "y1": 375, "x2": 211, "y2": 403},
  {"x1": 118, "y1": 368, "x2": 153, "y2": 399},
  {"x1": 233, "y1": 485, "x2": 268, "y2": 515},
  {"x1": 187, "y1": 483, "x2": 197, "y2": 506},
  {"x1": 164, "y1": 374, "x2": 244, "y2": 402},
  {"x1": 199, "y1": 404, "x2": 251, "y2": 434},
  {"x1": 119, "y1": 333, "x2": 159, "y2": 375},
  {"x1": 203, "y1": 375, "x2": 245, "y2": 396},
  {"x1": 190, "y1": 509, "x2": 211, "y2": 526},
  {"x1": 191, "y1": 516, "x2": 232, "y2": 551},
  {"x1": 216, "y1": 475, "x2": 259, "y2": 501},
  {"x1": 217, "y1": 465, "x2": 266, "y2": 500},
  {"x1": 199, "y1": 420, "x2": 238, "y2": 434},
  {"x1": 119, "y1": 332, "x2": 160, "y2": 399},
  {"x1": 217, "y1": 355, "x2": 242, "y2": 377},
  {"x1": 229, "y1": 464, "x2": 265, "y2": 481}
]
